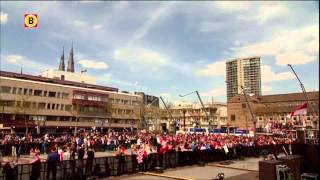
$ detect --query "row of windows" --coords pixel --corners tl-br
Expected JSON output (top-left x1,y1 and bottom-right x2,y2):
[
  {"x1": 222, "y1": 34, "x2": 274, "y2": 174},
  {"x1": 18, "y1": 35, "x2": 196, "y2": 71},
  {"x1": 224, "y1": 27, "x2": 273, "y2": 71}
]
[
  {"x1": 0, "y1": 100, "x2": 71, "y2": 111},
  {"x1": 111, "y1": 109, "x2": 134, "y2": 115},
  {"x1": 73, "y1": 94, "x2": 107, "y2": 102},
  {"x1": 0, "y1": 86, "x2": 69, "y2": 99},
  {"x1": 109, "y1": 98, "x2": 140, "y2": 106}
]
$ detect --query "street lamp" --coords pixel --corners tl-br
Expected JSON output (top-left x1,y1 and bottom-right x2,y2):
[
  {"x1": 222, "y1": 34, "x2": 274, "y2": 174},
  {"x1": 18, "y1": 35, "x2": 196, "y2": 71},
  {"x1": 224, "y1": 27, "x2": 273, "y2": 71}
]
[
  {"x1": 179, "y1": 91, "x2": 209, "y2": 129},
  {"x1": 183, "y1": 109, "x2": 187, "y2": 131}
]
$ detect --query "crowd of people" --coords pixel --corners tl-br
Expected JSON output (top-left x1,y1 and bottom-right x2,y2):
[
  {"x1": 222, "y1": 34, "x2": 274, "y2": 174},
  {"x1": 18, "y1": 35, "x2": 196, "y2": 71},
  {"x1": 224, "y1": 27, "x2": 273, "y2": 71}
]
[{"x1": 0, "y1": 129, "x2": 296, "y2": 179}]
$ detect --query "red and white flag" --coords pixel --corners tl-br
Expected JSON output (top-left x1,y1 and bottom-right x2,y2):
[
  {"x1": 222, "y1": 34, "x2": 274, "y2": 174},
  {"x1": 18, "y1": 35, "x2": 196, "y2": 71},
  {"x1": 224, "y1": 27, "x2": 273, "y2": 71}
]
[{"x1": 290, "y1": 102, "x2": 307, "y2": 117}]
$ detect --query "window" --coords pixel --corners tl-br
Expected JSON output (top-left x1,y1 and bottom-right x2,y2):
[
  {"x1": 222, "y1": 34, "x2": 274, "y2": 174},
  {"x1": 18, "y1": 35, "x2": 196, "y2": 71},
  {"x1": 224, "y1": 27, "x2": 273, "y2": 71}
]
[
  {"x1": 57, "y1": 92, "x2": 61, "y2": 98},
  {"x1": 24, "y1": 88, "x2": 28, "y2": 95},
  {"x1": 43, "y1": 91, "x2": 48, "y2": 97},
  {"x1": 62, "y1": 93, "x2": 69, "y2": 99},
  {"x1": 56, "y1": 104, "x2": 60, "y2": 110},
  {"x1": 48, "y1": 91, "x2": 56, "y2": 98},
  {"x1": 12, "y1": 87, "x2": 17, "y2": 94},
  {"x1": 0, "y1": 86, "x2": 11, "y2": 93},
  {"x1": 28, "y1": 89, "x2": 33, "y2": 96},
  {"x1": 74, "y1": 94, "x2": 84, "y2": 99},
  {"x1": 65, "y1": 105, "x2": 72, "y2": 111},
  {"x1": 18, "y1": 88, "x2": 23, "y2": 94},
  {"x1": 0, "y1": 100, "x2": 15, "y2": 107},
  {"x1": 47, "y1": 103, "x2": 50, "y2": 109},
  {"x1": 52, "y1": 104, "x2": 55, "y2": 110},
  {"x1": 23, "y1": 101, "x2": 31, "y2": 108},
  {"x1": 16, "y1": 101, "x2": 21, "y2": 107},
  {"x1": 60, "y1": 104, "x2": 64, "y2": 110},
  {"x1": 231, "y1": 114, "x2": 236, "y2": 121},
  {"x1": 34, "y1": 90, "x2": 42, "y2": 96},
  {"x1": 38, "y1": 103, "x2": 46, "y2": 109}
]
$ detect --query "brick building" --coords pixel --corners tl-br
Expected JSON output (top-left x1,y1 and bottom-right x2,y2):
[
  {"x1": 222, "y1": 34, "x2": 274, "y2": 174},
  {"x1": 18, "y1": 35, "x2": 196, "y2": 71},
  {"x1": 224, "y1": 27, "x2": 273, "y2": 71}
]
[{"x1": 227, "y1": 91, "x2": 319, "y2": 130}]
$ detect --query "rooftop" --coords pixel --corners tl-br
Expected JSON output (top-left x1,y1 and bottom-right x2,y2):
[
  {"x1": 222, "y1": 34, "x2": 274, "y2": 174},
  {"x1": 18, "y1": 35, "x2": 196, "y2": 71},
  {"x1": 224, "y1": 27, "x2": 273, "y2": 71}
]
[
  {"x1": 0, "y1": 70, "x2": 118, "y2": 92},
  {"x1": 228, "y1": 91, "x2": 319, "y2": 103}
]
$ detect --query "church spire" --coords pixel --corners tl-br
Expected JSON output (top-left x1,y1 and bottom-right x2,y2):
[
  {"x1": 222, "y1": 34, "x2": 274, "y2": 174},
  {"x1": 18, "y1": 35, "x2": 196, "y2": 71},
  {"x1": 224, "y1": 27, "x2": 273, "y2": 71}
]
[
  {"x1": 58, "y1": 46, "x2": 65, "y2": 71},
  {"x1": 67, "y1": 43, "x2": 75, "y2": 72}
]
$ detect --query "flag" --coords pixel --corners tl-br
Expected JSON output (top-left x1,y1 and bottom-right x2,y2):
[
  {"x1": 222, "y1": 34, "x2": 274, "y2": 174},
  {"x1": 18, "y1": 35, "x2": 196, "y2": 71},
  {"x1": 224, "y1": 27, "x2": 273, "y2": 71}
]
[{"x1": 290, "y1": 102, "x2": 307, "y2": 117}]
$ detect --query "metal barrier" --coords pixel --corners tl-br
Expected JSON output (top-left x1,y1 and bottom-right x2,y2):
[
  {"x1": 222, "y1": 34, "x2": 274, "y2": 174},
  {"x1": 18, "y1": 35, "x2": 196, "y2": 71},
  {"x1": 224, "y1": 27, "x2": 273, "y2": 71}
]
[{"x1": 0, "y1": 144, "x2": 287, "y2": 180}]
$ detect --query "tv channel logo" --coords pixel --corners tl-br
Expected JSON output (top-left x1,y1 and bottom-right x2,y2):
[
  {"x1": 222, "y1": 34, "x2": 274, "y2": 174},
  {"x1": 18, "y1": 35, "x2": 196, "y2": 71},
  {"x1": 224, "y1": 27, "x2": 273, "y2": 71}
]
[{"x1": 24, "y1": 13, "x2": 38, "y2": 28}]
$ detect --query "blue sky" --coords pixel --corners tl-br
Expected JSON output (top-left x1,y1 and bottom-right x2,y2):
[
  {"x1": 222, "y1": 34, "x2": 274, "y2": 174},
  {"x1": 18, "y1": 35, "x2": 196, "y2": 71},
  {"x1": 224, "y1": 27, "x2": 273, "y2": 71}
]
[{"x1": 0, "y1": 1, "x2": 319, "y2": 104}]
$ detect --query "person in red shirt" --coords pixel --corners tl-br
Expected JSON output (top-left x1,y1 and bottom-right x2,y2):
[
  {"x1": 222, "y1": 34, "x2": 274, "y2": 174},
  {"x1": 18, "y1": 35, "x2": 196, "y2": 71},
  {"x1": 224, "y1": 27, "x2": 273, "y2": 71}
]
[{"x1": 115, "y1": 144, "x2": 126, "y2": 175}]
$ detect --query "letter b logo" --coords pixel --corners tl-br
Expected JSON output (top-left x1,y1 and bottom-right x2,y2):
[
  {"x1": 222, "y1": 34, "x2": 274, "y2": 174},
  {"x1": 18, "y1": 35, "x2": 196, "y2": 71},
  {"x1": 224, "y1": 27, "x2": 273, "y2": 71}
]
[{"x1": 24, "y1": 13, "x2": 38, "y2": 28}]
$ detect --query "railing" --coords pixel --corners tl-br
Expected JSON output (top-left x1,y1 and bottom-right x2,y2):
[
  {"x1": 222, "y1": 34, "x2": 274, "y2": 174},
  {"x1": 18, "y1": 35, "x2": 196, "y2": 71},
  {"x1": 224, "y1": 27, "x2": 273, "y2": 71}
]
[{"x1": 0, "y1": 144, "x2": 288, "y2": 180}]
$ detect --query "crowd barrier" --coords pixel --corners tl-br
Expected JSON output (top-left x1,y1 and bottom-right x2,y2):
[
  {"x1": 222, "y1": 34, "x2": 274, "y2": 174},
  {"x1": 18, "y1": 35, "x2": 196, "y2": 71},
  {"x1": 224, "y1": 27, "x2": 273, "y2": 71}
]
[
  {"x1": 0, "y1": 141, "x2": 136, "y2": 156},
  {"x1": 0, "y1": 144, "x2": 288, "y2": 180}
]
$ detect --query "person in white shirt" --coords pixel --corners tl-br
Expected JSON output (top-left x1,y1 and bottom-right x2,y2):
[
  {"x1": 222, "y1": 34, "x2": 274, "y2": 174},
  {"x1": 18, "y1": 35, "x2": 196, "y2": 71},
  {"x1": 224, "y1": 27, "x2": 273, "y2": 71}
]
[{"x1": 63, "y1": 148, "x2": 71, "y2": 161}]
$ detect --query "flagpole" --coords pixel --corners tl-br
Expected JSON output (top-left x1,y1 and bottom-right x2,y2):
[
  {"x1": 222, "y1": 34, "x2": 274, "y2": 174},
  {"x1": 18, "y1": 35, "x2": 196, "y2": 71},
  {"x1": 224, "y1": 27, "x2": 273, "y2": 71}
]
[{"x1": 287, "y1": 64, "x2": 316, "y2": 122}]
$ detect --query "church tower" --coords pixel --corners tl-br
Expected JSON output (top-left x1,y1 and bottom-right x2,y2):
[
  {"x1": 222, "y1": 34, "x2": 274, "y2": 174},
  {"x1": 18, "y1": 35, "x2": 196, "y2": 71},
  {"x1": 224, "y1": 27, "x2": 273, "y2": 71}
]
[
  {"x1": 58, "y1": 47, "x2": 65, "y2": 71},
  {"x1": 67, "y1": 43, "x2": 75, "y2": 72}
]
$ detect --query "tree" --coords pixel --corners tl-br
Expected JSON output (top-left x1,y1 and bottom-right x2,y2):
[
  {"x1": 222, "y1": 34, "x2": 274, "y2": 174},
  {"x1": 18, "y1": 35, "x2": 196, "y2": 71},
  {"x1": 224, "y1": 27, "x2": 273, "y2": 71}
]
[
  {"x1": 12, "y1": 92, "x2": 38, "y2": 137},
  {"x1": 67, "y1": 103, "x2": 81, "y2": 137}
]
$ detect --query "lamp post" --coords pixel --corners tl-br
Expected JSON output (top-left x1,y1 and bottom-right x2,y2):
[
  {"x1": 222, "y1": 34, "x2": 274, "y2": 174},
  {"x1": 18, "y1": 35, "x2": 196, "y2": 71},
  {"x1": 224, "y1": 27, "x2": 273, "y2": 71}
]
[{"x1": 183, "y1": 109, "x2": 186, "y2": 131}]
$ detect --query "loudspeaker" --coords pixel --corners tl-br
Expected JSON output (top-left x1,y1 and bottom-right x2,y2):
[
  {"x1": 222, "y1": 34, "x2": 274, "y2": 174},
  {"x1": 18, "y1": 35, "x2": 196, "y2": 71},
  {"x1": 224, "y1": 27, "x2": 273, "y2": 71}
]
[
  {"x1": 279, "y1": 155, "x2": 304, "y2": 180},
  {"x1": 259, "y1": 160, "x2": 283, "y2": 180},
  {"x1": 301, "y1": 173, "x2": 319, "y2": 180},
  {"x1": 297, "y1": 130, "x2": 306, "y2": 144}
]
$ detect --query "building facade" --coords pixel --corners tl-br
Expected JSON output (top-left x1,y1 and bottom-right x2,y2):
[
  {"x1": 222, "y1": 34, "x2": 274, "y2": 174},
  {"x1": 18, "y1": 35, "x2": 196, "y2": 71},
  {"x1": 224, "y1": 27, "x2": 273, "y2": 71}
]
[
  {"x1": 0, "y1": 71, "x2": 147, "y2": 133},
  {"x1": 226, "y1": 57, "x2": 261, "y2": 100},
  {"x1": 161, "y1": 102, "x2": 227, "y2": 131},
  {"x1": 227, "y1": 91, "x2": 319, "y2": 130}
]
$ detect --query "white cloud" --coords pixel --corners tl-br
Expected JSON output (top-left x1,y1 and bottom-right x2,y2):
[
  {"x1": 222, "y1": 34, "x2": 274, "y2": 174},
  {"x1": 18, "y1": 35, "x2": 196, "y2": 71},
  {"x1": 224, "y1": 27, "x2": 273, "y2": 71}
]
[
  {"x1": 201, "y1": 85, "x2": 226, "y2": 97},
  {"x1": 128, "y1": 3, "x2": 175, "y2": 45},
  {"x1": 93, "y1": 24, "x2": 102, "y2": 30},
  {"x1": 234, "y1": 24, "x2": 319, "y2": 66},
  {"x1": 0, "y1": 11, "x2": 8, "y2": 24},
  {"x1": 160, "y1": 92, "x2": 171, "y2": 99},
  {"x1": 262, "y1": 84, "x2": 272, "y2": 94},
  {"x1": 239, "y1": 2, "x2": 289, "y2": 25},
  {"x1": 79, "y1": 1, "x2": 100, "y2": 3},
  {"x1": 74, "y1": 20, "x2": 86, "y2": 27},
  {"x1": 196, "y1": 60, "x2": 226, "y2": 77},
  {"x1": 98, "y1": 74, "x2": 143, "y2": 89},
  {"x1": 214, "y1": 1, "x2": 250, "y2": 12},
  {"x1": 114, "y1": 47, "x2": 168, "y2": 65},
  {"x1": 5, "y1": 55, "x2": 24, "y2": 64},
  {"x1": 4, "y1": 54, "x2": 54, "y2": 71},
  {"x1": 261, "y1": 65, "x2": 294, "y2": 83},
  {"x1": 78, "y1": 59, "x2": 108, "y2": 69},
  {"x1": 276, "y1": 51, "x2": 316, "y2": 66},
  {"x1": 200, "y1": 22, "x2": 224, "y2": 32}
]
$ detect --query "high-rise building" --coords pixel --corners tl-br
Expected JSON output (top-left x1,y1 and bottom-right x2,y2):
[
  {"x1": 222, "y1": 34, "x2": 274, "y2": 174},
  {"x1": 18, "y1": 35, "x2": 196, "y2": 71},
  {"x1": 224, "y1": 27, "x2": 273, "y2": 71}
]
[{"x1": 226, "y1": 57, "x2": 261, "y2": 100}]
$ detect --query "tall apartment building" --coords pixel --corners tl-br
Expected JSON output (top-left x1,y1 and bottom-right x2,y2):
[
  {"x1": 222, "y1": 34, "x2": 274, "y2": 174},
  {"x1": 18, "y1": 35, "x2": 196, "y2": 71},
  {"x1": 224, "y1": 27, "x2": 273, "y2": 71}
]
[{"x1": 226, "y1": 57, "x2": 261, "y2": 100}]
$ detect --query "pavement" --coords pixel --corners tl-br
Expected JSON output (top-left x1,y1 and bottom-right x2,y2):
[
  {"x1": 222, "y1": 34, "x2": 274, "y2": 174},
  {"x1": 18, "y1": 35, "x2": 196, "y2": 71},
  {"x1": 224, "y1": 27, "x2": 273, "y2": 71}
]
[
  {"x1": 106, "y1": 156, "x2": 263, "y2": 180},
  {"x1": 1, "y1": 151, "x2": 283, "y2": 180}
]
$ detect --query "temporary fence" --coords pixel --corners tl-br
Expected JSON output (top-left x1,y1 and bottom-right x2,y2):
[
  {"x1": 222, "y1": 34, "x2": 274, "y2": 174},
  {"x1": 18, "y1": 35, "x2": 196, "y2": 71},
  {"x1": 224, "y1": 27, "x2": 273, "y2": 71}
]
[{"x1": 0, "y1": 144, "x2": 288, "y2": 180}]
